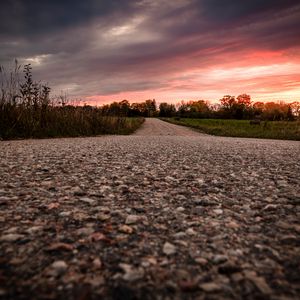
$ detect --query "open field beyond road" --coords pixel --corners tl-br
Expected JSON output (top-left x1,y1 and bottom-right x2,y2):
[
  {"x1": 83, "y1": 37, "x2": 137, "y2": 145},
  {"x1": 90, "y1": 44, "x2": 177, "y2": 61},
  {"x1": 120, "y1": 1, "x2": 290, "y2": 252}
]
[
  {"x1": 162, "y1": 118, "x2": 300, "y2": 140},
  {"x1": 0, "y1": 119, "x2": 299, "y2": 299}
]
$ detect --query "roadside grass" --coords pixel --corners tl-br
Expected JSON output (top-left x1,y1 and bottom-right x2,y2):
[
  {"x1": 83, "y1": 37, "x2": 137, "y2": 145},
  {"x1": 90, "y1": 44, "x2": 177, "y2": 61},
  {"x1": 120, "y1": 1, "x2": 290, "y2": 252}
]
[
  {"x1": 0, "y1": 62, "x2": 144, "y2": 140},
  {"x1": 0, "y1": 104, "x2": 144, "y2": 140},
  {"x1": 162, "y1": 118, "x2": 300, "y2": 140}
]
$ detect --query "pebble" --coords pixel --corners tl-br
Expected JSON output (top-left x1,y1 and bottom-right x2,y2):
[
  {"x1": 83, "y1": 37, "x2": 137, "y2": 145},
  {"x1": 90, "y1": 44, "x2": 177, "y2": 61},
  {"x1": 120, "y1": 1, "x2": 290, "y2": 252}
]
[
  {"x1": 212, "y1": 255, "x2": 228, "y2": 264},
  {"x1": 76, "y1": 227, "x2": 95, "y2": 236},
  {"x1": 50, "y1": 260, "x2": 68, "y2": 276},
  {"x1": 163, "y1": 242, "x2": 177, "y2": 255},
  {"x1": 125, "y1": 215, "x2": 139, "y2": 225},
  {"x1": 93, "y1": 258, "x2": 102, "y2": 268},
  {"x1": 119, "y1": 263, "x2": 144, "y2": 282},
  {"x1": 173, "y1": 232, "x2": 186, "y2": 239},
  {"x1": 79, "y1": 197, "x2": 97, "y2": 206},
  {"x1": 119, "y1": 225, "x2": 133, "y2": 234},
  {"x1": 0, "y1": 234, "x2": 25, "y2": 242},
  {"x1": 213, "y1": 209, "x2": 223, "y2": 215},
  {"x1": 244, "y1": 271, "x2": 272, "y2": 294},
  {"x1": 195, "y1": 257, "x2": 208, "y2": 265},
  {"x1": 199, "y1": 282, "x2": 222, "y2": 292},
  {"x1": 185, "y1": 228, "x2": 197, "y2": 235},
  {"x1": 263, "y1": 204, "x2": 278, "y2": 211},
  {"x1": 176, "y1": 206, "x2": 185, "y2": 212},
  {"x1": 26, "y1": 226, "x2": 43, "y2": 234},
  {"x1": 0, "y1": 289, "x2": 6, "y2": 296},
  {"x1": 227, "y1": 221, "x2": 240, "y2": 229},
  {"x1": 73, "y1": 187, "x2": 86, "y2": 196},
  {"x1": 59, "y1": 211, "x2": 72, "y2": 217},
  {"x1": 96, "y1": 213, "x2": 110, "y2": 221}
]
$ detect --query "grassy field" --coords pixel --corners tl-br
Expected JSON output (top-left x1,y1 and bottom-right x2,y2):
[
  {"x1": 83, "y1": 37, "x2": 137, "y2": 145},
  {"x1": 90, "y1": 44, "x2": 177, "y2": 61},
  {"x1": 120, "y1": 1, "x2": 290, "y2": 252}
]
[{"x1": 162, "y1": 118, "x2": 300, "y2": 140}]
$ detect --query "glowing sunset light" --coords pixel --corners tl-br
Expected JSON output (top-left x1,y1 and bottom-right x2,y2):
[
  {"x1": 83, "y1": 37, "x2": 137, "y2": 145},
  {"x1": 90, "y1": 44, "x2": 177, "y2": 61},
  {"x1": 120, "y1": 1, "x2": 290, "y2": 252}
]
[
  {"x1": 207, "y1": 63, "x2": 300, "y2": 81},
  {"x1": 1, "y1": 0, "x2": 299, "y2": 104}
]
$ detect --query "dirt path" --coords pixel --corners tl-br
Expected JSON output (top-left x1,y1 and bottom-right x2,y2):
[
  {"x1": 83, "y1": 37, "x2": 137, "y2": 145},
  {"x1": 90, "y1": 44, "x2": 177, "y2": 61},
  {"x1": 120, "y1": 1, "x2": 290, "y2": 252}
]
[
  {"x1": 134, "y1": 118, "x2": 202, "y2": 136},
  {"x1": 0, "y1": 120, "x2": 299, "y2": 299}
]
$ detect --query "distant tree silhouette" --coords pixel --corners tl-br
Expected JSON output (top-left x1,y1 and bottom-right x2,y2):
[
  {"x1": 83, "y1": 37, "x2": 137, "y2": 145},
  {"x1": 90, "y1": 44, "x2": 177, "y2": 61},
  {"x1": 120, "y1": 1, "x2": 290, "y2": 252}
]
[
  {"x1": 144, "y1": 99, "x2": 157, "y2": 117},
  {"x1": 237, "y1": 94, "x2": 251, "y2": 107},
  {"x1": 159, "y1": 102, "x2": 176, "y2": 117},
  {"x1": 219, "y1": 95, "x2": 237, "y2": 118},
  {"x1": 89, "y1": 94, "x2": 299, "y2": 121},
  {"x1": 291, "y1": 102, "x2": 300, "y2": 118}
]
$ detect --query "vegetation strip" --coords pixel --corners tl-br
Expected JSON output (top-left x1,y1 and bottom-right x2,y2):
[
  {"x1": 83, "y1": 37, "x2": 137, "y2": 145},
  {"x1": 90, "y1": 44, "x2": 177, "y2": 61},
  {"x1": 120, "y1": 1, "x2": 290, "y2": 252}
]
[
  {"x1": 162, "y1": 118, "x2": 300, "y2": 141},
  {"x1": 1, "y1": 62, "x2": 299, "y2": 140},
  {"x1": 0, "y1": 63, "x2": 144, "y2": 140}
]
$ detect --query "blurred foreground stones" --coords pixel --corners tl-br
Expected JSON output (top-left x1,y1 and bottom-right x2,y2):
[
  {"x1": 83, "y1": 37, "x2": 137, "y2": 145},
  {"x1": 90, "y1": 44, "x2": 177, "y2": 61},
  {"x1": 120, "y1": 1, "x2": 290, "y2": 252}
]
[{"x1": 0, "y1": 119, "x2": 299, "y2": 299}]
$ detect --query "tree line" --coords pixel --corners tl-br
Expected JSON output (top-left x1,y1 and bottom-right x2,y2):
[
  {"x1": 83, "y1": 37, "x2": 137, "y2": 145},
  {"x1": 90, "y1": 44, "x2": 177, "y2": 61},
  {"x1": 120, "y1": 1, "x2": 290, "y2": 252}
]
[{"x1": 99, "y1": 95, "x2": 300, "y2": 121}]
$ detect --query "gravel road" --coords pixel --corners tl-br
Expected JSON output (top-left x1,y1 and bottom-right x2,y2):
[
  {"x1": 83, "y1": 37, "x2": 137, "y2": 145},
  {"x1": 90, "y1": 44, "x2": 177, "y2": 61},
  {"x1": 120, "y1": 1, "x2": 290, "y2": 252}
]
[
  {"x1": 133, "y1": 118, "x2": 201, "y2": 136},
  {"x1": 0, "y1": 118, "x2": 299, "y2": 300}
]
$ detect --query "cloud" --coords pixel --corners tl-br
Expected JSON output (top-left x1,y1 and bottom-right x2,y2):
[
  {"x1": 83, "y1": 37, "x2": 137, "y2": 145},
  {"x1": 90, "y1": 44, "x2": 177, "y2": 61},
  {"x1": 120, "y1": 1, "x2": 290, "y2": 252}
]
[
  {"x1": 0, "y1": 0, "x2": 140, "y2": 37},
  {"x1": 0, "y1": 0, "x2": 300, "y2": 102}
]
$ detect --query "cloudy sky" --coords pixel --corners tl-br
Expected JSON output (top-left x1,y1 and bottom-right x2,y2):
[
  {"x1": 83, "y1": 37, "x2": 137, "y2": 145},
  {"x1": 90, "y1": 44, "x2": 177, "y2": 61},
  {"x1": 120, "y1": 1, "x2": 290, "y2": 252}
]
[{"x1": 1, "y1": 0, "x2": 300, "y2": 104}]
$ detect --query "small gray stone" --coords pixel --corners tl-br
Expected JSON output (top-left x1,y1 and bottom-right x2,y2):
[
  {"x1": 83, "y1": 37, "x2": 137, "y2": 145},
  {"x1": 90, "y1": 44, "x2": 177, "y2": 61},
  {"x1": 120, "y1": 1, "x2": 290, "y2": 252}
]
[
  {"x1": 73, "y1": 187, "x2": 86, "y2": 196},
  {"x1": 79, "y1": 197, "x2": 96, "y2": 206},
  {"x1": 173, "y1": 232, "x2": 186, "y2": 239},
  {"x1": 213, "y1": 209, "x2": 223, "y2": 215},
  {"x1": 186, "y1": 228, "x2": 197, "y2": 235},
  {"x1": 26, "y1": 226, "x2": 43, "y2": 234},
  {"x1": 163, "y1": 242, "x2": 176, "y2": 255},
  {"x1": 176, "y1": 206, "x2": 185, "y2": 212},
  {"x1": 0, "y1": 233, "x2": 25, "y2": 242},
  {"x1": 263, "y1": 204, "x2": 277, "y2": 211},
  {"x1": 212, "y1": 255, "x2": 228, "y2": 264},
  {"x1": 50, "y1": 260, "x2": 68, "y2": 276},
  {"x1": 119, "y1": 263, "x2": 144, "y2": 282},
  {"x1": 125, "y1": 215, "x2": 139, "y2": 225},
  {"x1": 76, "y1": 227, "x2": 95, "y2": 236},
  {"x1": 200, "y1": 282, "x2": 222, "y2": 292},
  {"x1": 59, "y1": 211, "x2": 72, "y2": 217}
]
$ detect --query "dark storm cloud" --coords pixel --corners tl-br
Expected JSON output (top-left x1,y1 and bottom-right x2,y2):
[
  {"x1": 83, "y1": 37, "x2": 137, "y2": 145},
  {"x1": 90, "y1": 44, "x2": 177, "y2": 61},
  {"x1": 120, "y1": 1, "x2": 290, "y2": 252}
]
[
  {"x1": 1, "y1": 0, "x2": 300, "y2": 98},
  {"x1": 0, "y1": 0, "x2": 139, "y2": 38},
  {"x1": 200, "y1": 0, "x2": 300, "y2": 23}
]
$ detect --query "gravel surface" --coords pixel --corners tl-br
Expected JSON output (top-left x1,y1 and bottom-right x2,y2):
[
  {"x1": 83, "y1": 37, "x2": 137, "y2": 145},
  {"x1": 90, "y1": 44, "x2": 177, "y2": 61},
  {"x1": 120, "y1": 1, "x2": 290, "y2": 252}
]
[
  {"x1": 0, "y1": 118, "x2": 299, "y2": 300},
  {"x1": 133, "y1": 118, "x2": 201, "y2": 136}
]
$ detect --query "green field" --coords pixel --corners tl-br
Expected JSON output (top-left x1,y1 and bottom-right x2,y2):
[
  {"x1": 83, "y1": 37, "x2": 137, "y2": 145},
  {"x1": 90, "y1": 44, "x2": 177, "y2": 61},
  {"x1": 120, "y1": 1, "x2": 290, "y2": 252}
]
[{"x1": 162, "y1": 118, "x2": 300, "y2": 140}]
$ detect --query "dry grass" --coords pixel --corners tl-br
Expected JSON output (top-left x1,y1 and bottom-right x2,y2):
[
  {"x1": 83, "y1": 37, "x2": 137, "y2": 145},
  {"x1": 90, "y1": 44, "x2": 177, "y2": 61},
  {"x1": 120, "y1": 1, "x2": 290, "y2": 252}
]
[{"x1": 0, "y1": 62, "x2": 144, "y2": 140}]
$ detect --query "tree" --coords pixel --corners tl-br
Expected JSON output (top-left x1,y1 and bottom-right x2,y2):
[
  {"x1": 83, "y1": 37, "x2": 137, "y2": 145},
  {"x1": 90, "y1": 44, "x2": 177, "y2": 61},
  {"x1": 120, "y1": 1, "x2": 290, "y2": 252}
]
[
  {"x1": 119, "y1": 100, "x2": 130, "y2": 116},
  {"x1": 159, "y1": 102, "x2": 176, "y2": 117},
  {"x1": 286, "y1": 105, "x2": 295, "y2": 121},
  {"x1": 263, "y1": 102, "x2": 286, "y2": 121},
  {"x1": 219, "y1": 95, "x2": 236, "y2": 118},
  {"x1": 220, "y1": 95, "x2": 236, "y2": 110},
  {"x1": 191, "y1": 100, "x2": 211, "y2": 117},
  {"x1": 177, "y1": 101, "x2": 189, "y2": 117},
  {"x1": 130, "y1": 102, "x2": 145, "y2": 116},
  {"x1": 290, "y1": 101, "x2": 300, "y2": 119},
  {"x1": 144, "y1": 99, "x2": 157, "y2": 117},
  {"x1": 237, "y1": 94, "x2": 251, "y2": 107},
  {"x1": 234, "y1": 94, "x2": 251, "y2": 119}
]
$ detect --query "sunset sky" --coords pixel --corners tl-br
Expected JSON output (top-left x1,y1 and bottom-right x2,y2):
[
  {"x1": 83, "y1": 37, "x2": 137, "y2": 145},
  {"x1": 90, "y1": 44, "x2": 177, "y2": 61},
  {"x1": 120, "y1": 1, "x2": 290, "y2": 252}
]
[{"x1": 1, "y1": 0, "x2": 300, "y2": 104}]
